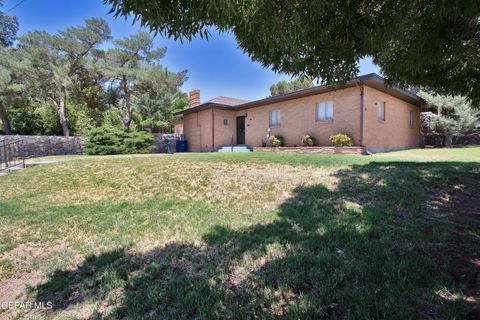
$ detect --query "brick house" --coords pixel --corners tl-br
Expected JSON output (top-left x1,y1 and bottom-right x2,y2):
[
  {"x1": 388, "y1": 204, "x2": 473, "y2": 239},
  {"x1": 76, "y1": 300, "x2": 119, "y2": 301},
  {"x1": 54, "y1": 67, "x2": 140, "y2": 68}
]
[{"x1": 176, "y1": 73, "x2": 424, "y2": 153}]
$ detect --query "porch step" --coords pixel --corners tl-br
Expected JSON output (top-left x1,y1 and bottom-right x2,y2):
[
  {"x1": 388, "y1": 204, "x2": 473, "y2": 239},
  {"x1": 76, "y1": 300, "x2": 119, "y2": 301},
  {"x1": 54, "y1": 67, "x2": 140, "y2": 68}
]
[{"x1": 216, "y1": 145, "x2": 252, "y2": 152}]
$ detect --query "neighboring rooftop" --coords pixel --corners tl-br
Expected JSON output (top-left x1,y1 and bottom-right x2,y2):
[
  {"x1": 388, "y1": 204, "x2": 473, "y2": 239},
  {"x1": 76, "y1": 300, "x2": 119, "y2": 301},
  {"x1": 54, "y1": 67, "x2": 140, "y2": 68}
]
[{"x1": 176, "y1": 73, "x2": 424, "y2": 115}]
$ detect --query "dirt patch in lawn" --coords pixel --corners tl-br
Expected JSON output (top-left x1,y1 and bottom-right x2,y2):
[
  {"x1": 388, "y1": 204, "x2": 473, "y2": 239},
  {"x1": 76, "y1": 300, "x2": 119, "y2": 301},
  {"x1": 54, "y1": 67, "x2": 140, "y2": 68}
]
[
  {"x1": 0, "y1": 271, "x2": 43, "y2": 318},
  {"x1": 421, "y1": 177, "x2": 480, "y2": 319}
]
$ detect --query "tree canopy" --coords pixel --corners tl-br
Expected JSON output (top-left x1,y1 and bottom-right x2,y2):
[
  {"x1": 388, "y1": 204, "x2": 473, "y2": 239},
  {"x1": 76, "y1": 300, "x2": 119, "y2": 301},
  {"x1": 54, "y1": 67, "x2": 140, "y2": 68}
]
[
  {"x1": 418, "y1": 91, "x2": 479, "y2": 135},
  {"x1": 0, "y1": 0, "x2": 18, "y2": 47},
  {"x1": 269, "y1": 77, "x2": 314, "y2": 97},
  {"x1": 106, "y1": 0, "x2": 480, "y2": 105},
  {"x1": 1, "y1": 18, "x2": 188, "y2": 136}
]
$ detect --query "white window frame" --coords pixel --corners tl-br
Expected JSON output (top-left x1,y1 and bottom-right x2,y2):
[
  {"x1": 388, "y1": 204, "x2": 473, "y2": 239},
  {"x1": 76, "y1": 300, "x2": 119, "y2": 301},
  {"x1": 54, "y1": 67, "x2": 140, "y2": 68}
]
[
  {"x1": 316, "y1": 101, "x2": 334, "y2": 122},
  {"x1": 377, "y1": 101, "x2": 386, "y2": 121},
  {"x1": 409, "y1": 111, "x2": 413, "y2": 128},
  {"x1": 269, "y1": 110, "x2": 281, "y2": 127}
]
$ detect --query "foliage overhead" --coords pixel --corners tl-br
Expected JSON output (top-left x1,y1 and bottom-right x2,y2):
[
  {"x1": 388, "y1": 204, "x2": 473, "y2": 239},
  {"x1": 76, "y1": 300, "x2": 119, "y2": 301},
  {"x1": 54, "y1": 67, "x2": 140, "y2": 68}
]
[{"x1": 106, "y1": 0, "x2": 480, "y2": 104}]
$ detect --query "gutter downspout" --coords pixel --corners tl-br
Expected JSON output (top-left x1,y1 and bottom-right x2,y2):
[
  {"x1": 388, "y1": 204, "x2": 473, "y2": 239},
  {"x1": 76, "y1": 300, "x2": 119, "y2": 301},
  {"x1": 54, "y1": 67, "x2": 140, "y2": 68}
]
[
  {"x1": 211, "y1": 108, "x2": 215, "y2": 152},
  {"x1": 360, "y1": 84, "x2": 365, "y2": 150}
]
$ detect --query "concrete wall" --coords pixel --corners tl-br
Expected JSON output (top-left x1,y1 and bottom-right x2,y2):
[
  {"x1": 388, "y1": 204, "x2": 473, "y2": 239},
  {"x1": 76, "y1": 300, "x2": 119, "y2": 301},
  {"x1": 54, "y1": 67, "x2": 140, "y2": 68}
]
[
  {"x1": 363, "y1": 86, "x2": 422, "y2": 152},
  {"x1": 242, "y1": 86, "x2": 362, "y2": 147},
  {"x1": 0, "y1": 135, "x2": 85, "y2": 159}
]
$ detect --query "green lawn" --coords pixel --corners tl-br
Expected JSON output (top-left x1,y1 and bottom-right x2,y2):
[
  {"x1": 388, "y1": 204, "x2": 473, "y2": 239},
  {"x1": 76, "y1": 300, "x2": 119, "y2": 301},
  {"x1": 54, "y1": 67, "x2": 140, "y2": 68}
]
[{"x1": 1, "y1": 148, "x2": 479, "y2": 319}]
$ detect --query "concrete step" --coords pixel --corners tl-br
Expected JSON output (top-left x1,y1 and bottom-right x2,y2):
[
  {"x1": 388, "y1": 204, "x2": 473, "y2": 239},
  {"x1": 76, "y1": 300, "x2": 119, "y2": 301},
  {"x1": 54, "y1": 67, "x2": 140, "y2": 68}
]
[{"x1": 216, "y1": 145, "x2": 252, "y2": 152}]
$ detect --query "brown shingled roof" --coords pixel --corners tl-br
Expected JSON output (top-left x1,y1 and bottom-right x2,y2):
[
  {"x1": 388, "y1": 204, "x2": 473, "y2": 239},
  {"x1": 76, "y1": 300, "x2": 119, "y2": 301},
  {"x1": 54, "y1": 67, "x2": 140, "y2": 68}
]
[{"x1": 205, "y1": 96, "x2": 250, "y2": 106}]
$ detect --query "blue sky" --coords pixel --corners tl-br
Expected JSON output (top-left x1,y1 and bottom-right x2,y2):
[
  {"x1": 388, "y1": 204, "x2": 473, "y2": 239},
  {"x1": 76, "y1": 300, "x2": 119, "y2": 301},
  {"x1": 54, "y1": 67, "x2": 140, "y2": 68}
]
[{"x1": 6, "y1": 0, "x2": 380, "y2": 102}]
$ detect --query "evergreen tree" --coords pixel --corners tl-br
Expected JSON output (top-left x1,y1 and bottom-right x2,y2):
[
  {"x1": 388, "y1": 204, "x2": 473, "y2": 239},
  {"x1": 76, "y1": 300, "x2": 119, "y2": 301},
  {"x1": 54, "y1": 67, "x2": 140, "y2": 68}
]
[{"x1": 17, "y1": 18, "x2": 110, "y2": 136}]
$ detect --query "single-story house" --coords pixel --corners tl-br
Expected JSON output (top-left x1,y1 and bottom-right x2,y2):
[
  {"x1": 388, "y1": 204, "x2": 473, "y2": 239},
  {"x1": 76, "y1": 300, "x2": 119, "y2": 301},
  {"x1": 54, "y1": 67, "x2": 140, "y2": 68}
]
[{"x1": 176, "y1": 73, "x2": 425, "y2": 153}]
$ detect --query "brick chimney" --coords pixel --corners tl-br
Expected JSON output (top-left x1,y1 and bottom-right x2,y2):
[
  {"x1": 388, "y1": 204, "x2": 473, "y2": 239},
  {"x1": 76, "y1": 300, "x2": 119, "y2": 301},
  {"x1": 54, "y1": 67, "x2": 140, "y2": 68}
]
[{"x1": 188, "y1": 90, "x2": 200, "y2": 107}]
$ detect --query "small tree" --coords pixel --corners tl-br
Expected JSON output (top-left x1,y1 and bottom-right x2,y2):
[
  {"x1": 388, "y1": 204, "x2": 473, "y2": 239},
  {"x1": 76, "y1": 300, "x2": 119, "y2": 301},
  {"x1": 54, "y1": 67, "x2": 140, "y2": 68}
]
[{"x1": 419, "y1": 91, "x2": 479, "y2": 146}]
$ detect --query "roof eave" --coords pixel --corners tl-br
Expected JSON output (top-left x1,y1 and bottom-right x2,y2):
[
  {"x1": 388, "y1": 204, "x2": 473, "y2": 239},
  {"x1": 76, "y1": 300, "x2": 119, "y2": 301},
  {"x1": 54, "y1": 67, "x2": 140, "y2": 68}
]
[{"x1": 174, "y1": 103, "x2": 236, "y2": 116}]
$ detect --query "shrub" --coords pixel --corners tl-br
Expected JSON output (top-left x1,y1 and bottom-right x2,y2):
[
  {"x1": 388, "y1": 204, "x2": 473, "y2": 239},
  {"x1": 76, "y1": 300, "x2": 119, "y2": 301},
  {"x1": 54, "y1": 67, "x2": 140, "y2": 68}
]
[
  {"x1": 301, "y1": 135, "x2": 317, "y2": 147},
  {"x1": 84, "y1": 127, "x2": 154, "y2": 155},
  {"x1": 329, "y1": 133, "x2": 353, "y2": 147},
  {"x1": 123, "y1": 130, "x2": 155, "y2": 154},
  {"x1": 268, "y1": 135, "x2": 284, "y2": 147}
]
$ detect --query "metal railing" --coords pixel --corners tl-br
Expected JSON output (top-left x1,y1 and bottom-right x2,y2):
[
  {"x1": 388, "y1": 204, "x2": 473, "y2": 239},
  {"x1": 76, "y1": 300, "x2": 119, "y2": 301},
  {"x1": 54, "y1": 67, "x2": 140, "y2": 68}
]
[{"x1": 0, "y1": 138, "x2": 25, "y2": 171}]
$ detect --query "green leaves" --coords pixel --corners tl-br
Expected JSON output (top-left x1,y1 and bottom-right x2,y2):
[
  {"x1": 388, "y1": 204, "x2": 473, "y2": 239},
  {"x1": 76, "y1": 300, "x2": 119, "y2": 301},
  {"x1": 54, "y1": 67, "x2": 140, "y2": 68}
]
[{"x1": 105, "y1": 0, "x2": 480, "y2": 104}]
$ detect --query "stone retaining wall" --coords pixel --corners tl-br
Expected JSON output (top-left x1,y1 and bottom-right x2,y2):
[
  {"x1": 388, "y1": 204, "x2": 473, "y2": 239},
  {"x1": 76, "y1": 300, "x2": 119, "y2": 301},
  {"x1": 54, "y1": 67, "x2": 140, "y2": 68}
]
[
  {"x1": 253, "y1": 146, "x2": 366, "y2": 155},
  {"x1": 423, "y1": 131, "x2": 480, "y2": 147},
  {"x1": 0, "y1": 135, "x2": 85, "y2": 159}
]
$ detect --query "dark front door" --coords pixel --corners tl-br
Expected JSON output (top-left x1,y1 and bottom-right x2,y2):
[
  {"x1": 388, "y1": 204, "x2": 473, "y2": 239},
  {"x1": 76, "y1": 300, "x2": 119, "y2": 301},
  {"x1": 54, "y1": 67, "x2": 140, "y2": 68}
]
[{"x1": 236, "y1": 116, "x2": 246, "y2": 144}]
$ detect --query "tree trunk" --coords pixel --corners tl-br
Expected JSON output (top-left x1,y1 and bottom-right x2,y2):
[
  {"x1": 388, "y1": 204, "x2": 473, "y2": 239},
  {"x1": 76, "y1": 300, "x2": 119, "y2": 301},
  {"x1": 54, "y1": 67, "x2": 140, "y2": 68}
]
[
  {"x1": 58, "y1": 99, "x2": 70, "y2": 137},
  {"x1": 0, "y1": 102, "x2": 12, "y2": 135},
  {"x1": 445, "y1": 133, "x2": 453, "y2": 147},
  {"x1": 121, "y1": 77, "x2": 132, "y2": 130},
  {"x1": 51, "y1": 97, "x2": 70, "y2": 137}
]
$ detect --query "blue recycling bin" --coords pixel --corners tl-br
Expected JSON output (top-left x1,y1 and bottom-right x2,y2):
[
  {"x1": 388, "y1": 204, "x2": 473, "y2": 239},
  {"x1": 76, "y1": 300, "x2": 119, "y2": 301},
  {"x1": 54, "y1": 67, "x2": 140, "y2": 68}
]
[{"x1": 176, "y1": 140, "x2": 187, "y2": 152}]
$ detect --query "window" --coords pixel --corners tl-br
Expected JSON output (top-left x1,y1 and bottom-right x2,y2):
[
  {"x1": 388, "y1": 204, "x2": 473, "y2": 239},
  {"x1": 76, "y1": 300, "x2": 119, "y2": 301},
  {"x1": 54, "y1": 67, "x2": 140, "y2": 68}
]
[
  {"x1": 377, "y1": 101, "x2": 386, "y2": 121},
  {"x1": 269, "y1": 110, "x2": 281, "y2": 126},
  {"x1": 223, "y1": 119, "x2": 229, "y2": 125},
  {"x1": 316, "y1": 101, "x2": 334, "y2": 122},
  {"x1": 409, "y1": 111, "x2": 413, "y2": 128}
]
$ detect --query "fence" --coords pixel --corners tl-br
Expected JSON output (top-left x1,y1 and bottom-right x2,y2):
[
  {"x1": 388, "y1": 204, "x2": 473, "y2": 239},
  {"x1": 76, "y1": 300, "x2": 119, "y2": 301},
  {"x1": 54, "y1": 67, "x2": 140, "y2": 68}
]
[{"x1": 0, "y1": 138, "x2": 25, "y2": 171}]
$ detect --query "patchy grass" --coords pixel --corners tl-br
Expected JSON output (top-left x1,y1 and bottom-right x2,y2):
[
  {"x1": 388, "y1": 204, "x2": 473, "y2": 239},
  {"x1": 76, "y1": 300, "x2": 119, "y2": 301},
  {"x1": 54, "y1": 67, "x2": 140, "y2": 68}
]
[{"x1": 1, "y1": 148, "x2": 479, "y2": 319}]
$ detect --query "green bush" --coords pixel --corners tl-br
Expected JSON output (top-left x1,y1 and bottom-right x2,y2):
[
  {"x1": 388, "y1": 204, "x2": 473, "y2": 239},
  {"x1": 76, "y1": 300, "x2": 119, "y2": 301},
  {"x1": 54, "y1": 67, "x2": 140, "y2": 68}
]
[
  {"x1": 329, "y1": 133, "x2": 353, "y2": 147},
  {"x1": 123, "y1": 130, "x2": 155, "y2": 154},
  {"x1": 84, "y1": 127, "x2": 154, "y2": 155},
  {"x1": 268, "y1": 135, "x2": 284, "y2": 147},
  {"x1": 300, "y1": 135, "x2": 317, "y2": 147}
]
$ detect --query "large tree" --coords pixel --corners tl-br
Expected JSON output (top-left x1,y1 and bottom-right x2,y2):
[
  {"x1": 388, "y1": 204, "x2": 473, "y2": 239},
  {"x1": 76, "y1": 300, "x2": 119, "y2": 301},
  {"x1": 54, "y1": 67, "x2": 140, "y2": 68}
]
[
  {"x1": 102, "y1": 31, "x2": 186, "y2": 130},
  {"x1": 0, "y1": 0, "x2": 19, "y2": 134},
  {"x1": 270, "y1": 77, "x2": 314, "y2": 97},
  {"x1": 106, "y1": 0, "x2": 480, "y2": 105},
  {"x1": 17, "y1": 18, "x2": 110, "y2": 136},
  {"x1": 0, "y1": 0, "x2": 18, "y2": 48}
]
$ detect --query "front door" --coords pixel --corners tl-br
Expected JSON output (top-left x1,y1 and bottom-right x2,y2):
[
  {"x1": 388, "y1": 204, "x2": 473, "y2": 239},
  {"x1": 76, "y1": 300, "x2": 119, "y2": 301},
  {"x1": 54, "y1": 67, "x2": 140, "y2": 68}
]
[{"x1": 236, "y1": 116, "x2": 246, "y2": 144}]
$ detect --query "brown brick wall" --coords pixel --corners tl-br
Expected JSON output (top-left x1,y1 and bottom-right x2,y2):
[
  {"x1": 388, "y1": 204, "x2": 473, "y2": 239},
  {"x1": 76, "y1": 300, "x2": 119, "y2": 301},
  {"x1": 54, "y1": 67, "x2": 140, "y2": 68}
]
[
  {"x1": 363, "y1": 86, "x2": 422, "y2": 151},
  {"x1": 183, "y1": 109, "x2": 213, "y2": 152},
  {"x1": 182, "y1": 85, "x2": 422, "y2": 152},
  {"x1": 213, "y1": 109, "x2": 237, "y2": 149},
  {"x1": 242, "y1": 86, "x2": 362, "y2": 147}
]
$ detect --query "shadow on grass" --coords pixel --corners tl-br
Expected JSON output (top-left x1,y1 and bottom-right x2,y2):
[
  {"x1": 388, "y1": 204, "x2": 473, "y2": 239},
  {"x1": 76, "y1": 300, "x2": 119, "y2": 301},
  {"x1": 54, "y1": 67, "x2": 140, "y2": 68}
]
[{"x1": 31, "y1": 161, "x2": 480, "y2": 319}]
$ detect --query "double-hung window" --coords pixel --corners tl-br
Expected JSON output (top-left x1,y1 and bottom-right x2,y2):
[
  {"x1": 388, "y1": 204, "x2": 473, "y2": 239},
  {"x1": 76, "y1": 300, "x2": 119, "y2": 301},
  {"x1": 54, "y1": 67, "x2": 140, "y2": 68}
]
[
  {"x1": 377, "y1": 101, "x2": 386, "y2": 121},
  {"x1": 316, "y1": 101, "x2": 334, "y2": 122},
  {"x1": 269, "y1": 110, "x2": 281, "y2": 126}
]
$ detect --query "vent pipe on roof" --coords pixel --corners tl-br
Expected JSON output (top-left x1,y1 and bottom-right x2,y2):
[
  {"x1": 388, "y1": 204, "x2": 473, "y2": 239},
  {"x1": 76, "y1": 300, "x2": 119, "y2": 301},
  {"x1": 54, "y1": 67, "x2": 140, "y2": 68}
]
[{"x1": 188, "y1": 90, "x2": 200, "y2": 107}]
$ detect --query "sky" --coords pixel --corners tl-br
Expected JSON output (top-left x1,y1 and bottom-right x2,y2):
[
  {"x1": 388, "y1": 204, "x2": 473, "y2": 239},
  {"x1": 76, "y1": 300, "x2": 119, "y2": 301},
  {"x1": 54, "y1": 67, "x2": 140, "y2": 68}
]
[{"x1": 5, "y1": 0, "x2": 380, "y2": 102}]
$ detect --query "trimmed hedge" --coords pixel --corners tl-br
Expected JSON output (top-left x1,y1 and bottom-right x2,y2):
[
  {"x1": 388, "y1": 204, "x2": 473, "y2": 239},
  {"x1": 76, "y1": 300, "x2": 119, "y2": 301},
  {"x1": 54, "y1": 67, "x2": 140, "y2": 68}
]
[{"x1": 84, "y1": 127, "x2": 154, "y2": 155}]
